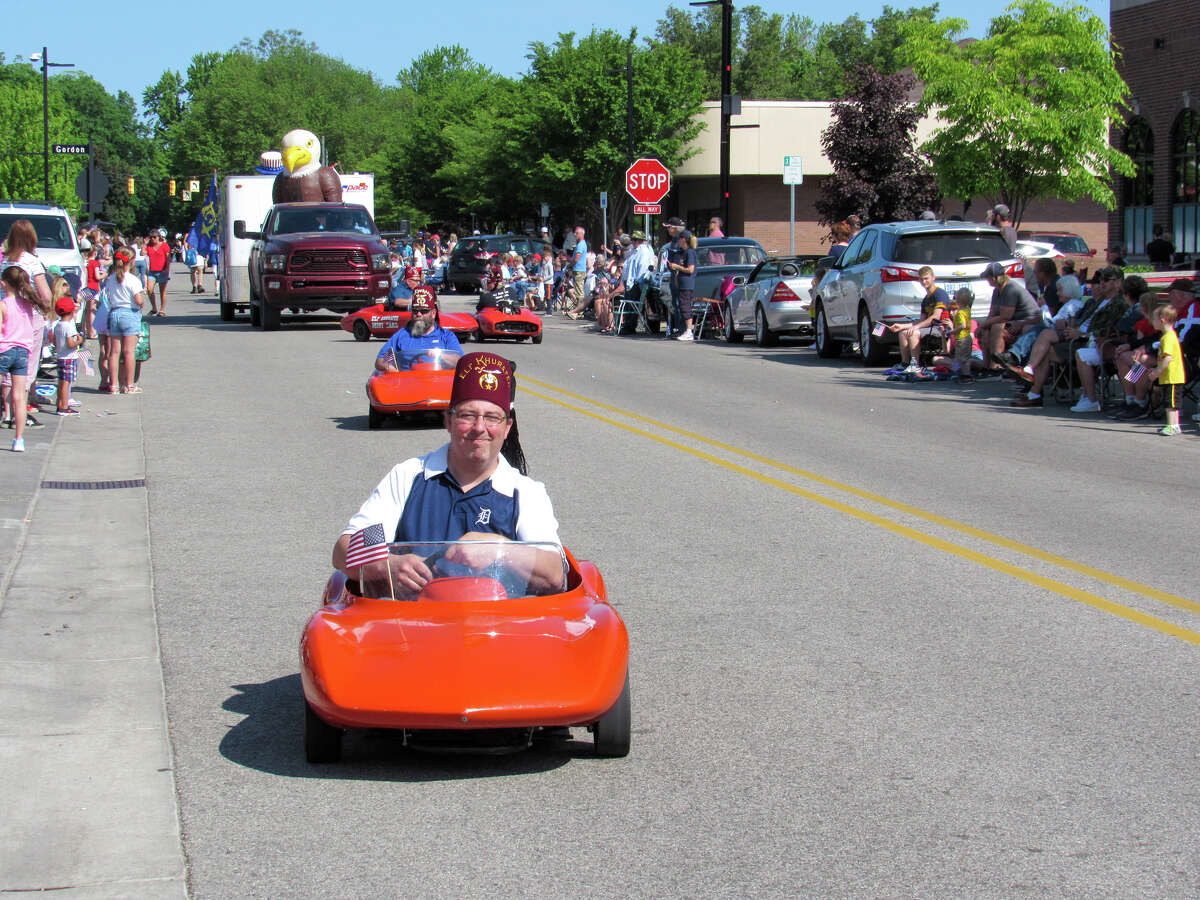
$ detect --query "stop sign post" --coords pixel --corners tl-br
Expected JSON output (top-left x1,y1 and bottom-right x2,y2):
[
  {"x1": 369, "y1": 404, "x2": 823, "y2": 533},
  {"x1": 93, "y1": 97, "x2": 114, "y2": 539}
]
[{"x1": 625, "y1": 158, "x2": 670, "y2": 217}]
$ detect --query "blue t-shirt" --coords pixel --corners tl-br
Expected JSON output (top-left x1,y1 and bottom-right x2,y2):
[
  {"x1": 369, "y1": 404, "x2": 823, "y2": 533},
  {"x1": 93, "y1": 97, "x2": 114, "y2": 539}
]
[
  {"x1": 572, "y1": 239, "x2": 588, "y2": 272},
  {"x1": 669, "y1": 246, "x2": 698, "y2": 292},
  {"x1": 389, "y1": 281, "x2": 413, "y2": 304},
  {"x1": 377, "y1": 326, "x2": 462, "y2": 366}
]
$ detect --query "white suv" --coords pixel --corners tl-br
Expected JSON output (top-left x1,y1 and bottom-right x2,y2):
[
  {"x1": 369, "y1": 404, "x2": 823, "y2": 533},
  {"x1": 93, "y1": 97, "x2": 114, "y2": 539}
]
[{"x1": 0, "y1": 201, "x2": 87, "y2": 294}]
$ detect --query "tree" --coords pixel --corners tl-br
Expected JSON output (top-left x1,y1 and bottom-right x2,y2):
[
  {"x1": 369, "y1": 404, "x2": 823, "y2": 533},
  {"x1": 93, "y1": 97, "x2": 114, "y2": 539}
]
[
  {"x1": 902, "y1": 0, "x2": 1134, "y2": 225},
  {"x1": 815, "y1": 65, "x2": 940, "y2": 226}
]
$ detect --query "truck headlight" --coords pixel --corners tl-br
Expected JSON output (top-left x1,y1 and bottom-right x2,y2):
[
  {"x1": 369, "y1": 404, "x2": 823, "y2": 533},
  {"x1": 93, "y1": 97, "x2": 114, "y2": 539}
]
[
  {"x1": 371, "y1": 253, "x2": 389, "y2": 271},
  {"x1": 266, "y1": 253, "x2": 287, "y2": 272}
]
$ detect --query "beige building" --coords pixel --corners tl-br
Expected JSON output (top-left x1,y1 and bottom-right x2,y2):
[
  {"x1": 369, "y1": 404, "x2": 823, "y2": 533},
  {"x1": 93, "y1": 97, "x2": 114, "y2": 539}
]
[{"x1": 671, "y1": 100, "x2": 1109, "y2": 257}]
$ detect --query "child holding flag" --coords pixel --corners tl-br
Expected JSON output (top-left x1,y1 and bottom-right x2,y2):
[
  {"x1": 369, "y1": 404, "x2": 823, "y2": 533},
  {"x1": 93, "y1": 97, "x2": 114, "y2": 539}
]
[
  {"x1": 51, "y1": 286, "x2": 83, "y2": 416},
  {"x1": 1148, "y1": 305, "x2": 1185, "y2": 436}
]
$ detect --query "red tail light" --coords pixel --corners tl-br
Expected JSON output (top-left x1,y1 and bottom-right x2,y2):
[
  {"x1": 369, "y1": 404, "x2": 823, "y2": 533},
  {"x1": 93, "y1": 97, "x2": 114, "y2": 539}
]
[
  {"x1": 770, "y1": 282, "x2": 800, "y2": 303},
  {"x1": 1005, "y1": 263, "x2": 1024, "y2": 278},
  {"x1": 880, "y1": 266, "x2": 922, "y2": 283}
]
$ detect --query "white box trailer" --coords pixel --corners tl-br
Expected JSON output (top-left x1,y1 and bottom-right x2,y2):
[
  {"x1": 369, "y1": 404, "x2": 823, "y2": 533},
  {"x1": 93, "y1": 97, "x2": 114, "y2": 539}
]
[{"x1": 217, "y1": 172, "x2": 375, "y2": 321}]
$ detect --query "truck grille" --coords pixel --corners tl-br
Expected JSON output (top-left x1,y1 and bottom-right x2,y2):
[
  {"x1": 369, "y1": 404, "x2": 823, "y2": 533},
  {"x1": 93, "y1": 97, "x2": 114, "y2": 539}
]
[{"x1": 290, "y1": 249, "x2": 368, "y2": 272}]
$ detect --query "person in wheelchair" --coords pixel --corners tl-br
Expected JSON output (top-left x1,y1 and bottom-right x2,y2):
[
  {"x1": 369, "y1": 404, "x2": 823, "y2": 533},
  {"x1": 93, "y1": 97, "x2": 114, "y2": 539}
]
[{"x1": 374, "y1": 286, "x2": 461, "y2": 372}]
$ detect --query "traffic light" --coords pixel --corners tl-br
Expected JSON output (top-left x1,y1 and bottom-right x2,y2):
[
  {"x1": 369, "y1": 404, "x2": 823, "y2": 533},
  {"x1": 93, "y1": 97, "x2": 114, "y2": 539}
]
[
  {"x1": 168, "y1": 179, "x2": 176, "y2": 197},
  {"x1": 127, "y1": 176, "x2": 135, "y2": 195}
]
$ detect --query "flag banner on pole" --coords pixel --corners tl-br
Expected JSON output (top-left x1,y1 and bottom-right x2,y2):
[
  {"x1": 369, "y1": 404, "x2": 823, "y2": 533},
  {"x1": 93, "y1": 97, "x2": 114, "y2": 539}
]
[
  {"x1": 345, "y1": 523, "x2": 389, "y2": 568},
  {"x1": 187, "y1": 174, "x2": 220, "y2": 265},
  {"x1": 1125, "y1": 361, "x2": 1146, "y2": 384}
]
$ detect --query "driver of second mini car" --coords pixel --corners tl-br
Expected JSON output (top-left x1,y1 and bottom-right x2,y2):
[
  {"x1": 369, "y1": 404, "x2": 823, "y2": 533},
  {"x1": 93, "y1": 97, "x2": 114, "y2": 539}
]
[
  {"x1": 335, "y1": 351, "x2": 565, "y2": 593},
  {"x1": 374, "y1": 285, "x2": 462, "y2": 372}
]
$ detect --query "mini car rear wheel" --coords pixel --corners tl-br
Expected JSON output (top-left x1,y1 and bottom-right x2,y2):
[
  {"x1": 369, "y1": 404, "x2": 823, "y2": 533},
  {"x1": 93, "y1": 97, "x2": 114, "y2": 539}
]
[
  {"x1": 305, "y1": 701, "x2": 343, "y2": 764},
  {"x1": 724, "y1": 303, "x2": 743, "y2": 343},
  {"x1": 470, "y1": 329, "x2": 481, "y2": 343},
  {"x1": 352, "y1": 319, "x2": 371, "y2": 342},
  {"x1": 367, "y1": 407, "x2": 384, "y2": 429},
  {"x1": 532, "y1": 333, "x2": 543, "y2": 344},
  {"x1": 593, "y1": 672, "x2": 631, "y2": 758}
]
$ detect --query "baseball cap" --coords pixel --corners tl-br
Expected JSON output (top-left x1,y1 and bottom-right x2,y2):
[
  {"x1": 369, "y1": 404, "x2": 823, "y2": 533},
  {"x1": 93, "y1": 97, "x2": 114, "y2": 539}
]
[
  {"x1": 664, "y1": 217, "x2": 685, "y2": 228},
  {"x1": 619, "y1": 234, "x2": 632, "y2": 246},
  {"x1": 1168, "y1": 277, "x2": 1194, "y2": 293},
  {"x1": 982, "y1": 261, "x2": 1006, "y2": 278},
  {"x1": 993, "y1": 204, "x2": 1010, "y2": 219},
  {"x1": 631, "y1": 230, "x2": 646, "y2": 241},
  {"x1": 54, "y1": 297, "x2": 76, "y2": 316}
]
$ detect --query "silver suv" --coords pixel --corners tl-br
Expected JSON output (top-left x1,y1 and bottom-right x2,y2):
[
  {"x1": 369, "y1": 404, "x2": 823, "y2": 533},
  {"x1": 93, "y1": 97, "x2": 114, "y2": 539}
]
[
  {"x1": 0, "y1": 201, "x2": 86, "y2": 294},
  {"x1": 812, "y1": 221, "x2": 1021, "y2": 364}
]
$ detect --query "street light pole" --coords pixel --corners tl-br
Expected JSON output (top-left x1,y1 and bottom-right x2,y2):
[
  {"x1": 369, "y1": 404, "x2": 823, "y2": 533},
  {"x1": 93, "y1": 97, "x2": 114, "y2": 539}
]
[
  {"x1": 32, "y1": 47, "x2": 75, "y2": 203},
  {"x1": 690, "y1": 0, "x2": 733, "y2": 229}
]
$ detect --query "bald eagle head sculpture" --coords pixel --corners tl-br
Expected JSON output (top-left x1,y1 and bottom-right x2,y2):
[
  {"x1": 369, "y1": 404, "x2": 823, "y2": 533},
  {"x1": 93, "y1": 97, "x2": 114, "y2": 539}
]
[{"x1": 272, "y1": 129, "x2": 342, "y2": 203}]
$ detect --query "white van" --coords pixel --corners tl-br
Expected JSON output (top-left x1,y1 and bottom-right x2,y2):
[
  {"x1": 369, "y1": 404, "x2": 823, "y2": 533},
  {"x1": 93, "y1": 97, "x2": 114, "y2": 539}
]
[{"x1": 0, "y1": 201, "x2": 86, "y2": 294}]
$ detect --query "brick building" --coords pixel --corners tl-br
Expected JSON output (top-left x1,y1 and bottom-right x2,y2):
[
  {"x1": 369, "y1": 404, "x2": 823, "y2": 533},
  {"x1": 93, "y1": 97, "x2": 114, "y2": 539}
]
[
  {"x1": 671, "y1": 100, "x2": 1109, "y2": 257},
  {"x1": 1110, "y1": 0, "x2": 1200, "y2": 263}
]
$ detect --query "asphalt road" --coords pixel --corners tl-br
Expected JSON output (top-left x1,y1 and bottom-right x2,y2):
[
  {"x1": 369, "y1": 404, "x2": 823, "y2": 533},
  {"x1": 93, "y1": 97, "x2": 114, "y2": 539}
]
[{"x1": 142, "y1": 284, "x2": 1200, "y2": 898}]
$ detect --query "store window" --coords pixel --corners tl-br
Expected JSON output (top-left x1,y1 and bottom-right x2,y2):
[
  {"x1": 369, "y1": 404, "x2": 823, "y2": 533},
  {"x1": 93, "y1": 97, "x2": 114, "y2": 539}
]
[
  {"x1": 1123, "y1": 118, "x2": 1154, "y2": 255},
  {"x1": 1172, "y1": 109, "x2": 1200, "y2": 255}
]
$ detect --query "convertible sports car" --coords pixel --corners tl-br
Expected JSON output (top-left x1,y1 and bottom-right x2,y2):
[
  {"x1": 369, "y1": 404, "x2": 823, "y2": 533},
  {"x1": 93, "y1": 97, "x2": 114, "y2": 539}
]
[
  {"x1": 341, "y1": 303, "x2": 479, "y2": 343},
  {"x1": 723, "y1": 255, "x2": 822, "y2": 346},
  {"x1": 475, "y1": 287, "x2": 543, "y2": 343},
  {"x1": 301, "y1": 540, "x2": 630, "y2": 762},
  {"x1": 365, "y1": 348, "x2": 459, "y2": 429}
]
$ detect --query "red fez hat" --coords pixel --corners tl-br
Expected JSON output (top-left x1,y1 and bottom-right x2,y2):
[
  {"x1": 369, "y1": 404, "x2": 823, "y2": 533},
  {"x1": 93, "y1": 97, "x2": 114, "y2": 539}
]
[
  {"x1": 404, "y1": 265, "x2": 421, "y2": 280},
  {"x1": 410, "y1": 285, "x2": 437, "y2": 310},
  {"x1": 450, "y1": 352, "x2": 515, "y2": 413}
]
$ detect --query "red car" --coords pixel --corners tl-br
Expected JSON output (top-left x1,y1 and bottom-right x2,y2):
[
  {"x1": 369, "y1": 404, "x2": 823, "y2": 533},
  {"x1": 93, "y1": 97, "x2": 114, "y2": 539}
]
[
  {"x1": 341, "y1": 303, "x2": 479, "y2": 343},
  {"x1": 302, "y1": 540, "x2": 630, "y2": 762},
  {"x1": 365, "y1": 349, "x2": 459, "y2": 429},
  {"x1": 475, "y1": 288, "x2": 543, "y2": 344}
]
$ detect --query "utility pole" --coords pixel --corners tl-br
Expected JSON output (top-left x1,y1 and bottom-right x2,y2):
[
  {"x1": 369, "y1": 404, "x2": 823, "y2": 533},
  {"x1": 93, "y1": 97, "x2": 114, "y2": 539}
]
[
  {"x1": 31, "y1": 47, "x2": 74, "y2": 203},
  {"x1": 690, "y1": 0, "x2": 734, "y2": 229}
]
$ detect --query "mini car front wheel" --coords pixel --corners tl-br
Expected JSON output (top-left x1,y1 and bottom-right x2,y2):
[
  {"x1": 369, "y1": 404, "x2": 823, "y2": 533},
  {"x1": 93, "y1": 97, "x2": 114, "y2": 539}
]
[
  {"x1": 532, "y1": 333, "x2": 543, "y2": 344},
  {"x1": 305, "y1": 701, "x2": 343, "y2": 764},
  {"x1": 592, "y1": 672, "x2": 631, "y2": 758},
  {"x1": 352, "y1": 319, "x2": 371, "y2": 342},
  {"x1": 367, "y1": 407, "x2": 384, "y2": 430}
]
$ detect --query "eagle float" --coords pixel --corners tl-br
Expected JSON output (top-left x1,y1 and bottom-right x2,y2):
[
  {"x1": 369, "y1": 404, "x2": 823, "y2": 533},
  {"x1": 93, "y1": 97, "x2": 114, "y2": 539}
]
[{"x1": 272, "y1": 129, "x2": 342, "y2": 203}]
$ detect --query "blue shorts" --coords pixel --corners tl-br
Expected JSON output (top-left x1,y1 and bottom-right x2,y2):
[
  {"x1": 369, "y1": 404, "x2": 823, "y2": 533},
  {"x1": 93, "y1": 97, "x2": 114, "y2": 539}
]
[
  {"x1": 149, "y1": 270, "x2": 170, "y2": 285},
  {"x1": 0, "y1": 346, "x2": 30, "y2": 376},
  {"x1": 108, "y1": 307, "x2": 142, "y2": 337}
]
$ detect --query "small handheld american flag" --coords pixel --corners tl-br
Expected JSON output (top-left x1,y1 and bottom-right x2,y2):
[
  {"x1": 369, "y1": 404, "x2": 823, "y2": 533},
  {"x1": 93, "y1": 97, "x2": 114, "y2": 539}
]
[
  {"x1": 345, "y1": 523, "x2": 389, "y2": 567},
  {"x1": 77, "y1": 345, "x2": 95, "y2": 377},
  {"x1": 1124, "y1": 361, "x2": 1146, "y2": 384},
  {"x1": 872, "y1": 322, "x2": 886, "y2": 337}
]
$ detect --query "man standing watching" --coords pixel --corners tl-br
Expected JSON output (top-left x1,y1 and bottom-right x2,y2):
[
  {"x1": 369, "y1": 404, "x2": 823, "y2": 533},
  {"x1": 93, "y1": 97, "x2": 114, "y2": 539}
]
[
  {"x1": 992, "y1": 204, "x2": 1018, "y2": 252},
  {"x1": 1146, "y1": 224, "x2": 1175, "y2": 269},
  {"x1": 666, "y1": 230, "x2": 698, "y2": 342},
  {"x1": 570, "y1": 227, "x2": 587, "y2": 308}
]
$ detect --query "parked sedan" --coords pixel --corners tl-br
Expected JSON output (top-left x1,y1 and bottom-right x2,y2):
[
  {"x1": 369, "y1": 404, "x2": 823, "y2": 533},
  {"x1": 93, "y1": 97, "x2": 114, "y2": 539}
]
[
  {"x1": 723, "y1": 256, "x2": 822, "y2": 346},
  {"x1": 812, "y1": 221, "x2": 1021, "y2": 365}
]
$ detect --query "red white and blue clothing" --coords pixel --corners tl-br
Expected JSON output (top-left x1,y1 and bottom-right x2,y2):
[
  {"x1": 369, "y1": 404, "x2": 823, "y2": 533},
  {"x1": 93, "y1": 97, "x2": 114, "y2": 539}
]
[{"x1": 342, "y1": 443, "x2": 561, "y2": 546}]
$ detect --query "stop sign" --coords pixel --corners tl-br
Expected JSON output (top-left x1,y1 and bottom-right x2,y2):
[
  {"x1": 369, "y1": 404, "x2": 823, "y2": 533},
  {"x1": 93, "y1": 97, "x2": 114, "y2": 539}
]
[{"x1": 625, "y1": 158, "x2": 670, "y2": 205}]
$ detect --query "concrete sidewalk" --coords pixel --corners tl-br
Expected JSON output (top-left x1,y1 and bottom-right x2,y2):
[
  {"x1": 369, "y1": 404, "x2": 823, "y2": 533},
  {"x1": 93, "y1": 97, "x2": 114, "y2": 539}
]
[{"x1": 0, "y1": 386, "x2": 186, "y2": 897}]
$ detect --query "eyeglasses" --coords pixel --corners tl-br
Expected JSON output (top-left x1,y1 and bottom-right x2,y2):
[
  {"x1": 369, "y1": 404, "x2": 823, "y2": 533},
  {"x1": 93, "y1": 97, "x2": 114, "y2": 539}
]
[{"x1": 451, "y1": 410, "x2": 508, "y2": 428}]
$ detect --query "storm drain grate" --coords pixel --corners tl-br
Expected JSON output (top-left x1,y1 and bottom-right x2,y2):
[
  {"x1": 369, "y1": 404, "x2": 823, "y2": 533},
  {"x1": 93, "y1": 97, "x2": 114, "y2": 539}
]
[{"x1": 41, "y1": 479, "x2": 147, "y2": 490}]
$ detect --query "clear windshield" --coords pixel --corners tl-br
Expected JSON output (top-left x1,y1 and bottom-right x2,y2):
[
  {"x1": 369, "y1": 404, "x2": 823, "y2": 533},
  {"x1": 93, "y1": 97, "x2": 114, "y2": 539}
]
[
  {"x1": 0, "y1": 214, "x2": 75, "y2": 250},
  {"x1": 355, "y1": 540, "x2": 565, "y2": 601},
  {"x1": 383, "y1": 348, "x2": 460, "y2": 372},
  {"x1": 273, "y1": 207, "x2": 376, "y2": 235}
]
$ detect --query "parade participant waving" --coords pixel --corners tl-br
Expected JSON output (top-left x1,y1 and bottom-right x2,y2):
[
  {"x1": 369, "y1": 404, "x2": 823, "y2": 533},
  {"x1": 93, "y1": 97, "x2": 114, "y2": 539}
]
[
  {"x1": 334, "y1": 351, "x2": 564, "y2": 592},
  {"x1": 374, "y1": 286, "x2": 462, "y2": 372}
]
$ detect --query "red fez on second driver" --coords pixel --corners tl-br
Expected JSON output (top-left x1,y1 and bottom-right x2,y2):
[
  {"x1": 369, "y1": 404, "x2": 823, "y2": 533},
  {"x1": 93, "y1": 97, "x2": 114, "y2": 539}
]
[
  {"x1": 410, "y1": 285, "x2": 436, "y2": 310},
  {"x1": 450, "y1": 352, "x2": 515, "y2": 413}
]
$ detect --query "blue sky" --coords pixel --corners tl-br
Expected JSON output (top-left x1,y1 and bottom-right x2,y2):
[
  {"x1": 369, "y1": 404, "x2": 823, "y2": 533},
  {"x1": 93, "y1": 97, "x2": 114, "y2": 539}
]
[{"x1": 7, "y1": 0, "x2": 1108, "y2": 109}]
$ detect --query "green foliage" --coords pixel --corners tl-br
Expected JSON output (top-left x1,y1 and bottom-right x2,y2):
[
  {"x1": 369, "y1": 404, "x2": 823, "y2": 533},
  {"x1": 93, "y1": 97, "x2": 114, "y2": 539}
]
[
  {"x1": 654, "y1": 4, "x2": 940, "y2": 101},
  {"x1": 902, "y1": 0, "x2": 1134, "y2": 225}
]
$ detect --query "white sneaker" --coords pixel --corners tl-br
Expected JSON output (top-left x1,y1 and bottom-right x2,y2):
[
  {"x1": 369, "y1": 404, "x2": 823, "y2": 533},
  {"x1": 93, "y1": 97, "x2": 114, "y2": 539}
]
[
  {"x1": 676, "y1": 330, "x2": 695, "y2": 342},
  {"x1": 1070, "y1": 397, "x2": 1100, "y2": 413},
  {"x1": 11, "y1": 438, "x2": 24, "y2": 452},
  {"x1": 904, "y1": 361, "x2": 919, "y2": 372},
  {"x1": 68, "y1": 398, "x2": 80, "y2": 408}
]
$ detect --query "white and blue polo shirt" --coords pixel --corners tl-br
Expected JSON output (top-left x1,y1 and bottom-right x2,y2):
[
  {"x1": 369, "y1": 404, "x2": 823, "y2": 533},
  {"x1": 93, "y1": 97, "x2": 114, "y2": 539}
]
[{"x1": 343, "y1": 444, "x2": 561, "y2": 546}]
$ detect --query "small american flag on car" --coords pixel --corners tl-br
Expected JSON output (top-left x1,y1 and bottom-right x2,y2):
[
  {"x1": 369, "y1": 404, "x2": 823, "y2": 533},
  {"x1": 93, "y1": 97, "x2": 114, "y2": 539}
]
[
  {"x1": 1125, "y1": 361, "x2": 1147, "y2": 384},
  {"x1": 345, "y1": 523, "x2": 389, "y2": 567},
  {"x1": 872, "y1": 322, "x2": 886, "y2": 337}
]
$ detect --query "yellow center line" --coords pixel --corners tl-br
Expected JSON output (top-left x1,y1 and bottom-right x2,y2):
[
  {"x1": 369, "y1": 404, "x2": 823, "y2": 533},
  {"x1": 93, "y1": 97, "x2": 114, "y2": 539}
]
[
  {"x1": 525, "y1": 377, "x2": 1198, "y2": 617},
  {"x1": 523, "y1": 385, "x2": 1200, "y2": 648}
]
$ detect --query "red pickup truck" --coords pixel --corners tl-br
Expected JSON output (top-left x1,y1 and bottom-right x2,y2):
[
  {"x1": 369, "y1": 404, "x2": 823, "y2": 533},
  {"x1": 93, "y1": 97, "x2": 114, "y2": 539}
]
[{"x1": 235, "y1": 202, "x2": 392, "y2": 330}]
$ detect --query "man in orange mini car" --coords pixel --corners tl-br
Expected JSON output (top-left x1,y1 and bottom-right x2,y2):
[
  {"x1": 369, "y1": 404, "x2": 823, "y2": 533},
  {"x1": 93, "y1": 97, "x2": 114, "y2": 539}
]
[
  {"x1": 334, "y1": 351, "x2": 565, "y2": 592},
  {"x1": 374, "y1": 286, "x2": 461, "y2": 372}
]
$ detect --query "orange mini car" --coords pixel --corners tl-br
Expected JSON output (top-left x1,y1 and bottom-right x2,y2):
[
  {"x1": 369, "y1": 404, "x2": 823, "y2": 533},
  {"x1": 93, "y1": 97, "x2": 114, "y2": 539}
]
[
  {"x1": 301, "y1": 540, "x2": 630, "y2": 762},
  {"x1": 365, "y1": 349, "x2": 458, "y2": 429},
  {"x1": 475, "y1": 288, "x2": 543, "y2": 344},
  {"x1": 342, "y1": 303, "x2": 480, "y2": 343}
]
